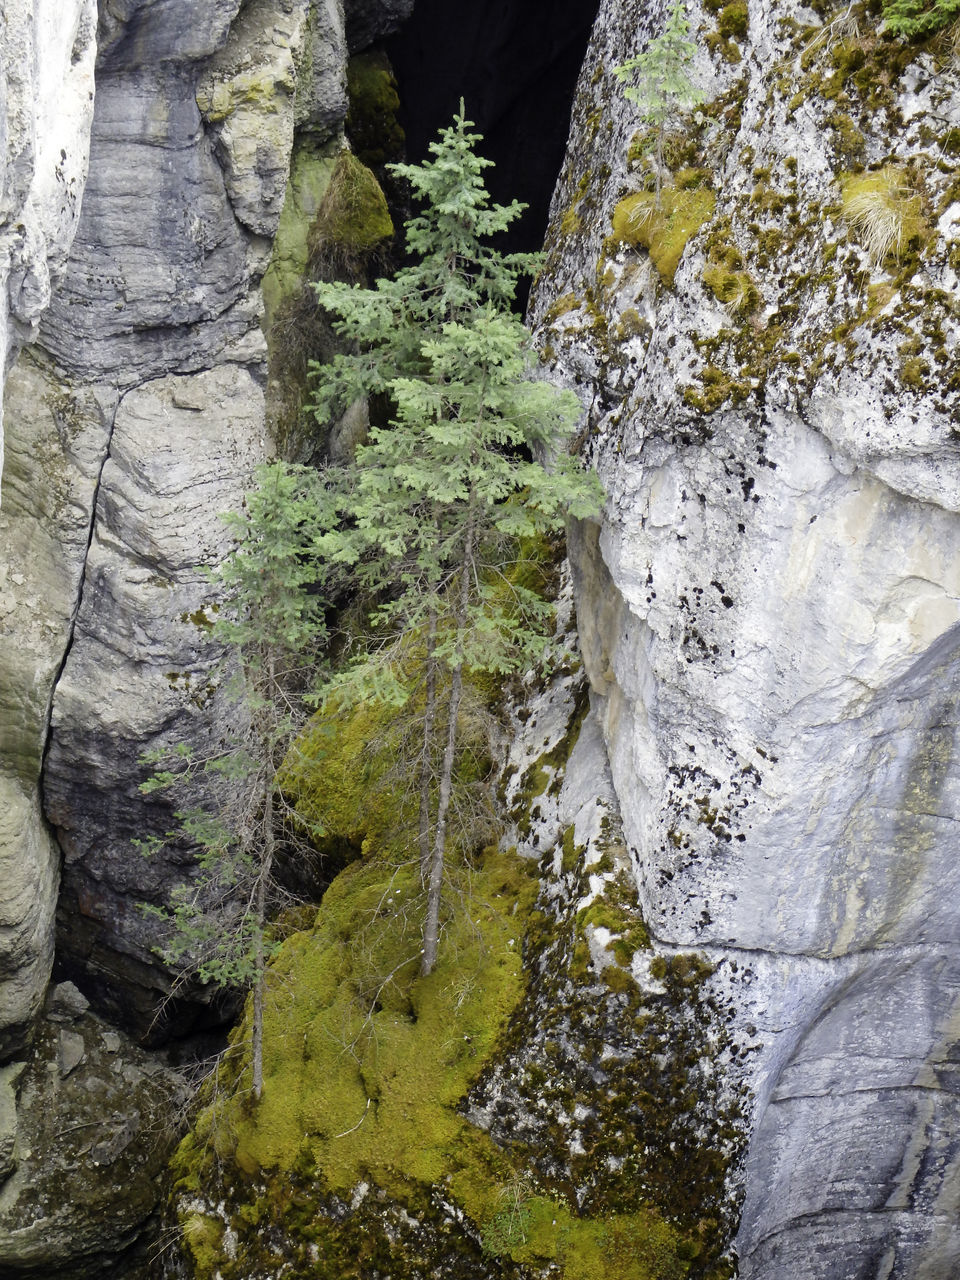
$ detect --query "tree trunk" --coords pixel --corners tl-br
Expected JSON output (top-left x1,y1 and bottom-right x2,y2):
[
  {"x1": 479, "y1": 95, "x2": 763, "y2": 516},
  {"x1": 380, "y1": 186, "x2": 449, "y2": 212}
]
[
  {"x1": 251, "y1": 659, "x2": 277, "y2": 1100},
  {"x1": 418, "y1": 604, "x2": 438, "y2": 885},
  {"x1": 421, "y1": 504, "x2": 475, "y2": 977}
]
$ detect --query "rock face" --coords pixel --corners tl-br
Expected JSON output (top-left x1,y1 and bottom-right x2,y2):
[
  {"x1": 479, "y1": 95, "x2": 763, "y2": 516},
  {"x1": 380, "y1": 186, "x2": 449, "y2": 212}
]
[
  {"x1": 537, "y1": 0, "x2": 960, "y2": 1275},
  {"x1": 0, "y1": 358, "x2": 115, "y2": 1056},
  {"x1": 0, "y1": 0, "x2": 370, "y2": 1051},
  {"x1": 0, "y1": 0, "x2": 97, "y2": 479},
  {"x1": 35, "y1": 0, "x2": 353, "y2": 1041},
  {"x1": 44, "y1": 366, "x2": 267, "y2": 1035},
  {"x1": 0, "y1": 1, "x2": 97, "y2": 1050},
  {"x1": 0, "y1": 984, "x2": 187, "y2": 1280}
]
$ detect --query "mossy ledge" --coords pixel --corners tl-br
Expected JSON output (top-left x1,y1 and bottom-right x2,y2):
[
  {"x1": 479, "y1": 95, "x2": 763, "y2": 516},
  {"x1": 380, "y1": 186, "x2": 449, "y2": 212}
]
[{"x1": 164, "y1": 657, "x2": 745, "y2": 1277}]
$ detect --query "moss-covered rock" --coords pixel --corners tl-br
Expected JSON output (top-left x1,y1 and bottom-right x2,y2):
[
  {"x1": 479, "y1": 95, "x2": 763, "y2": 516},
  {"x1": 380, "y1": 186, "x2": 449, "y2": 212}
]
[
  {"x1": 262, "y1": 143, "x2": 392, "y2": 454},
  {"x1": 165, "y1": 642, "x2": 744, "y2": 1280},
  {"x1": 611, "y1": 185, "x2": 717, "y2": 286},
  {"x1": 345, "y1": 51, "x2": 405, "y2": 169}
]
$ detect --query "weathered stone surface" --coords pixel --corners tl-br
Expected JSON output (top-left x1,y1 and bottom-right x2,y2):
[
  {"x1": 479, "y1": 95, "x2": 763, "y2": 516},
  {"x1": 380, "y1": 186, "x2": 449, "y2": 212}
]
[
  {"x1": 197, "y1": 0, "x2": 346, "y2": 240},
  {"x1": 38, "y1": 63, "x2": 254, "y2": 386},
  {"x1": 45, "y1": 982, "x2": 89, "y2": 1024},
  {"x1": 0, "y1": 1011, "x2": 186, "y2": 1279},
  {"x1": 0, "y1": 0, "x2": 97, "y2": 494},
  {"x1": 44, "y1": 365, "x2": 266, "y2": 1037},
  {"x1": 296, "y1": 0, "x2": 350, "y2": 134},
  {"x1": 539, "y1": 0, "x2": 960, "y2": 1274},
  {"x1": 0, "y1": 1063, "x2": 25, "y2": 1183},
  {"x1": 0, "y1": 358, "x2": 116, "y2": 1057},
  {"x1": 95, "y1": 0, "x2": 241, "y2": 72},
  {"x1": 2, "y1": 0, "x2": 351, "y2": 1047},
  {"x1": 345, "y1": 0, "x2": 414, "y2": 52}
]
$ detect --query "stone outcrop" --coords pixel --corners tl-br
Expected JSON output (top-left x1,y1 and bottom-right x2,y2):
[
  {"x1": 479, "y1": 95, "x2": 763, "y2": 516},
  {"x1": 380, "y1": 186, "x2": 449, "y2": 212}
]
[
  {"x1": 0, "y1": 0, "x2": 97, "y2": 481},
  {"x1": 0, "y1": 983, "x2": 187, "y2": 1280},
  {"x1": 537, "y1": 1, "x2": 960, "y2": 1275},
  {"x1": 44, "y1": 366, "x2": 267, "y2": 1036},
  {"x1": 0, "y1": 357, "x2": 115, "y2": 1055},
  {"x1": 346, "y1": 0, "x2": 415, "y2": 52},
  {"x1": 0, "y1": 8, "x2": 98, "y2": 1053},
  {"x1": 0, "y1": 0, "x2": 365, "y2": 1051},
  {"x1": 33, "y1": 0, "x2": 351, "y2": 1040}
]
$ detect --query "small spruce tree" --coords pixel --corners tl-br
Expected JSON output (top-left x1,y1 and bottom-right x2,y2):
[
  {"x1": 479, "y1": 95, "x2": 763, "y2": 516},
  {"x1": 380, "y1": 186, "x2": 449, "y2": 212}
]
[
  {"x1": 613, "y1": 0, "x2": 704, "y2": 199},
  {"x1": 139, "y1": 462, "x2": 335, "y2": 1097},
  {"x1": 882, "y1": 0, "x2": 960, "y2": 35},
  {"x1": 310, "y1": 108, "x2": 603, "y2": 976}
]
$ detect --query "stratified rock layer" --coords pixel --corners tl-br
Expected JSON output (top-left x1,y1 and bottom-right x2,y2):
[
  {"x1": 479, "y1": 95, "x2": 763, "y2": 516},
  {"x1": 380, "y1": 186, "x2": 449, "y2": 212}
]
[
  {"x1": 0, "y1": 0, "x2": 355, "y2": 1050},
  {"x1": 0, "y1": 358, "x2": 115, "y2": 1055},
  {"x1": 45, "y1": 365, "x2": 267, "y2": 1036},
  {"x1": 538, "y1": 0, "x2": 960, "y2": 1275}
]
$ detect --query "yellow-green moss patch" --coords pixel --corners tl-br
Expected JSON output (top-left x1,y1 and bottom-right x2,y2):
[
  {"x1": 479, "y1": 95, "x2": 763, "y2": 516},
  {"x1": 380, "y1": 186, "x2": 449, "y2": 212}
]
[
  {"x1": 310, "y1": 149, "x2": 394, "y2": 261},
  {"x1": 840, "y1": 166, "x2": 925, "y2": 264},
  {"x1": 611, "y1": 187, "x2": 717, "y2": 286},
  {"x1": 345, "y1": 51, "x2": 404, "y2": 168}
]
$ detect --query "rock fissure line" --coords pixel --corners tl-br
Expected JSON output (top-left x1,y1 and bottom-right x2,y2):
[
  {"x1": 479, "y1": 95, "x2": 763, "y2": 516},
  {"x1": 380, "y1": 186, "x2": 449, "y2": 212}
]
[{"x1": 37, "y1": 385, "x2": 122, "y2": 801}]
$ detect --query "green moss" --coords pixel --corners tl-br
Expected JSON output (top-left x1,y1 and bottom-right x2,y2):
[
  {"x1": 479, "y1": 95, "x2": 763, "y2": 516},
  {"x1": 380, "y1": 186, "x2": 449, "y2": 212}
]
[
  {"x1": 260, "y1": 143, "x2": 392, "y2": 453},
  {"x1": 826, "y1": 111, "x2": 866, "y2": 166},
  {"x1": 611, "y1": 187, "x2": 717, "y2": 286},
  {"x1": 823, "y1": 37, "x2": 868, "y2": 98},
  {"x1": 705, "y1": 31, "x2": 743, "y2": 61},
  {"x1": 561, "y1": 824, "x2": 583, "y2": 874},
  {"x1": 171, "y1": 839, "x2": 700, "y2": 1279},
  {"x1": 717, "y1": 2, "x2": 748, "y2": 38},
  {"x1": 544, "y1": 292, "x2": 582, "y2": 325},
  {"x1": 682, "y1": 363, "x2": 752, "y2": 414},
  {"x1": 181, "y1": 1212, "x2": 224, "y2": 1279},
  {"x1": 900, "y1": 354, "x2": 932, "y2": 387},
  {"x1": 615, "y1": 307, "x2": 652, "y2": 344},
  {"x1": 702, "y1": 244, "x2": 760, "y2": 316},
  {"x1": 345, "y1": 51, "x2": 404, "y2": 168},
  {"x1": 261, "y1": 141, "x2": 338, "y2": 333},
  {"x1": 308, "y1": 149, "x2": 394, "y2": 261},
  {"x1": 840, "y1": 166, "x2": 926, "y2": 264}
]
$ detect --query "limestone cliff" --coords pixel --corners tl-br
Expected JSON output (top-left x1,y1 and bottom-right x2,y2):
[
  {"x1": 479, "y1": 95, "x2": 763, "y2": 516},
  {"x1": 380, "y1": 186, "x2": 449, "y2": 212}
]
[
  {"x1": 0, "y1": 0, "x2": 97, "y2": 1056},
  {"x1": 2, "y1": 0, "x2": 960, "y2": 1277},
  {"x1": 1, "y1": 0, "x2": 403, "y2": 1053},
  {"x1": 536, "y1": 1, "x2": 960, "y2": 1275},
  {"x1": 0, "y1": 1, "x2": 400, "y2": 1272}
]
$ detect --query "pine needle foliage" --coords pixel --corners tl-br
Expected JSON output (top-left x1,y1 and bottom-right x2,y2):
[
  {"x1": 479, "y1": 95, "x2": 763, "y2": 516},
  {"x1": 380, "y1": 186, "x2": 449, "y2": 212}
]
[
  {"x1": 309, "y1": 107, "x2": 603, "y2": 975},
  {"x1": 138, "y1": 462, "x2": 339, "y2": 1097},
  {"x1": 882, "y1": 0, "x2": 960, "y2": 36},
  {"x1": 613, "y1": 0, "x2": 704, "y2": 198}
]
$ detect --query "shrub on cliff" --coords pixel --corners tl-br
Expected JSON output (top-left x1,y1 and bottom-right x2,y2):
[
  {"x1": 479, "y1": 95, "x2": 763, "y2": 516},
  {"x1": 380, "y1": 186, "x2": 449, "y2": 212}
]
[{"x1": 882, "y1": 0, "x2": 960, "y2": 36}]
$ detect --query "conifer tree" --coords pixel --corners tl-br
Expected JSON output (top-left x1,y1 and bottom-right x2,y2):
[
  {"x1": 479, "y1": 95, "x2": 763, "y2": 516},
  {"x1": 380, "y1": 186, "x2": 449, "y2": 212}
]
[
  {"x1": 882, "y1": 0, "x2": 960, "y2": 35},
  {"x1": 139, "y1": 462, "x2": 335, "y2": 1097},
  {"x1": 310, "y1": 109, "x2": 603, "y2": 975},
  {"x1": 613, "y1": 0, "x2": 704, "y2": 199}
]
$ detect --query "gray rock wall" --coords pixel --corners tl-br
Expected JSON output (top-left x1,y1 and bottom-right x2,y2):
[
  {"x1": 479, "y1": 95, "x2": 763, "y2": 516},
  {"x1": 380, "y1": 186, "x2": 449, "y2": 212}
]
[
  {"x1": 0, "y1": 0, "x2": 364, "y2": 1050},
  {"x1": 538, "y1": 0, "x2": 960, "y2": 1275}
]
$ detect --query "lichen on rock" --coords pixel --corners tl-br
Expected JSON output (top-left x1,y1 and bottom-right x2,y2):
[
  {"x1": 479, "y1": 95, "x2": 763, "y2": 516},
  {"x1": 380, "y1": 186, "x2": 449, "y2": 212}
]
[{"x1": 534, "y1": 1, "x2": 960, "y2": 1276}]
